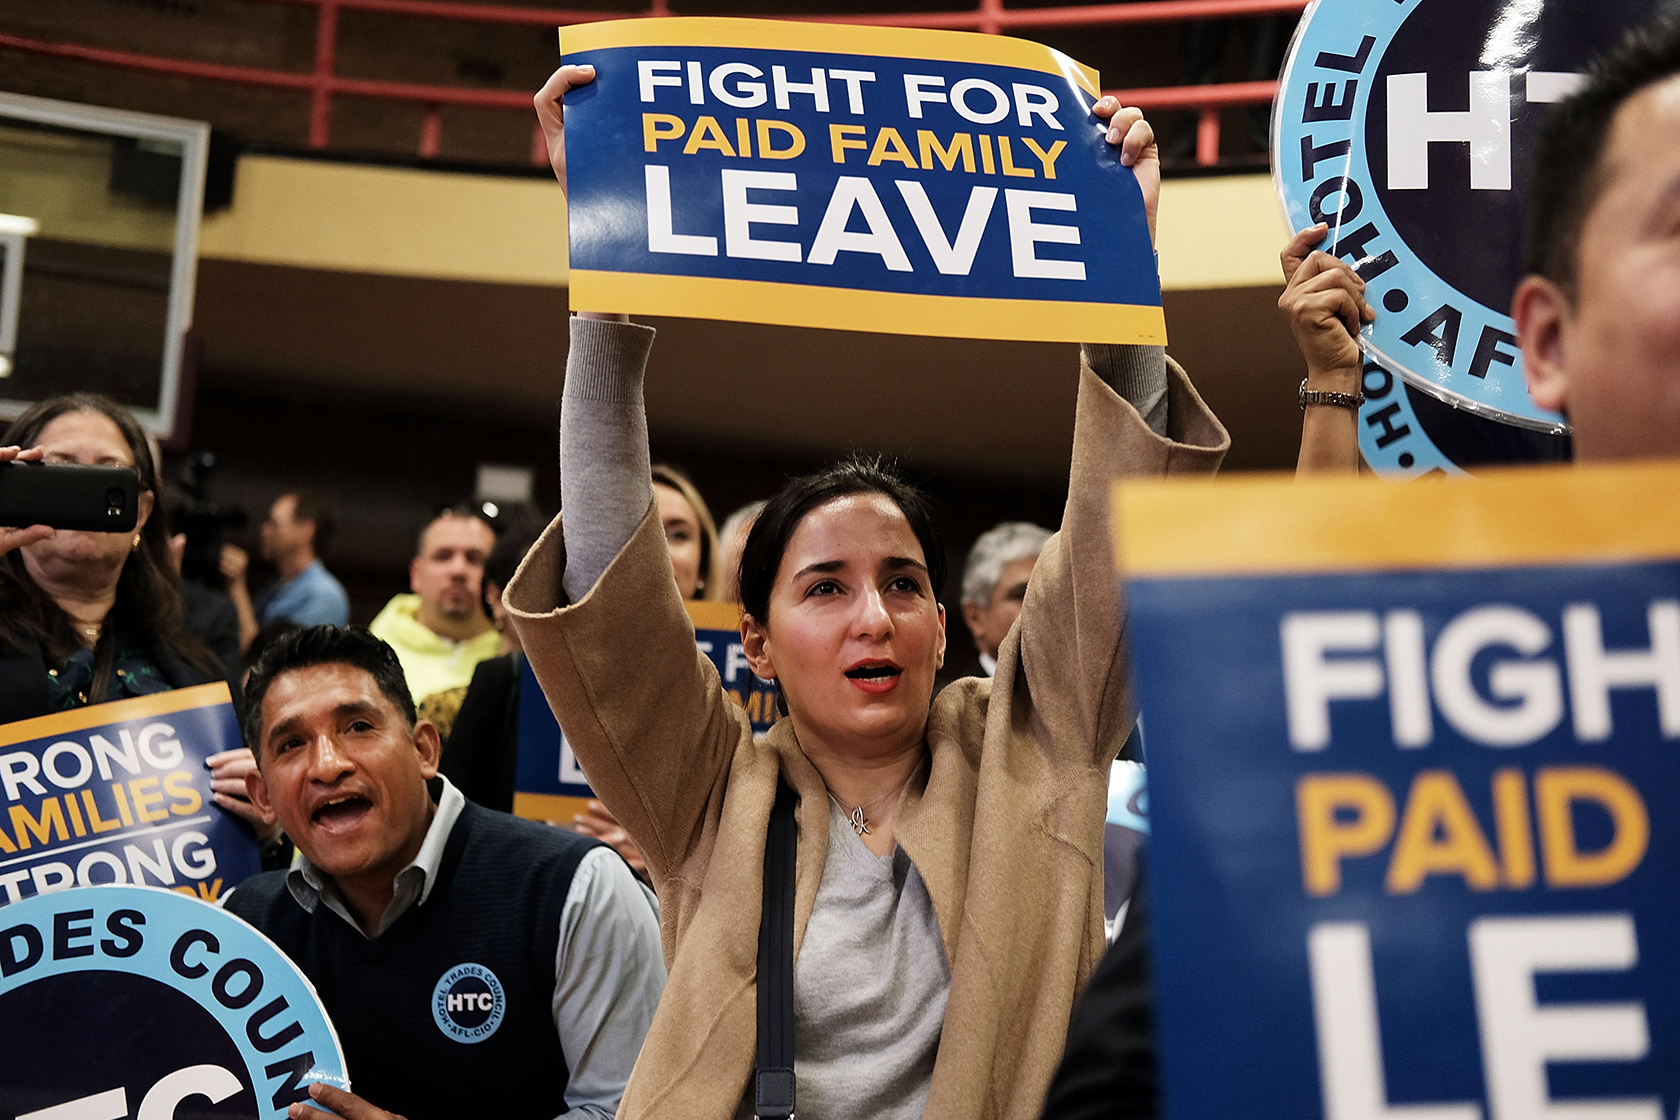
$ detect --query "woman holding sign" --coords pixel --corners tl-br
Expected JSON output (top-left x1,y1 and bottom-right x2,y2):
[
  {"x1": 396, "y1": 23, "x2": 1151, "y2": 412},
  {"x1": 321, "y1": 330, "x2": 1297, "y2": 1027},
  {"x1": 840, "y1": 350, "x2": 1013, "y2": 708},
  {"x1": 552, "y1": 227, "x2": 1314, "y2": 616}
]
[{"x1": 509, "y1": 62, "x2": 1228, "y2": 1120}]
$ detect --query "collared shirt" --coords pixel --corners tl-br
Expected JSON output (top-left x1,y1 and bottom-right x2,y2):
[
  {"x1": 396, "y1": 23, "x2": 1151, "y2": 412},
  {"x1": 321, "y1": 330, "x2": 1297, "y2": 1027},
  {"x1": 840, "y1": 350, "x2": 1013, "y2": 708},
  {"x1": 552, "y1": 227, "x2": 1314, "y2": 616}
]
[
  {"x1": 977, "y1": 651, "x2": 997, "y2": 677},
  {"x1": 256, "y1": 559, "x2": 351, "y2": 628},
  {"x1": 227, "y1": 778, "x2": 665, "y2": 1120}
]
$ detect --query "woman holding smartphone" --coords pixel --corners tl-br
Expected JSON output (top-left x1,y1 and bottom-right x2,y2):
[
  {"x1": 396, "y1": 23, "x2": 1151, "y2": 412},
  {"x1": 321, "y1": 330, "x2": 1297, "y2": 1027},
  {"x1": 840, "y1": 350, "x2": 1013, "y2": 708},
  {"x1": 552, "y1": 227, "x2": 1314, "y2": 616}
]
[{"x1": 0, "y1": 395, "x2": 275, "y2": 844}]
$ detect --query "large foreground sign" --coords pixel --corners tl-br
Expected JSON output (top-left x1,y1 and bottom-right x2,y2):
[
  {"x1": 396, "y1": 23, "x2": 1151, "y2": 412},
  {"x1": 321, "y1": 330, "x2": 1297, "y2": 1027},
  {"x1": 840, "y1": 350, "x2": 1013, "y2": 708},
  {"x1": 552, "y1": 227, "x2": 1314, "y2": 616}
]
[
  {"x1": 1115, "y1": 463, "x2": 1680, "y2": 1117},
  {"x1": 0, "y1": 684, "x2": 260, "y2": 905},
  {"x1": 561, "y1": 17, "x2": 1163, "y2": 344},
  {"x1": 1274, "y1": 0, "x2": 1663, "y2": 474},
  {"x1": 0, "y1": 885, "x2": 348, "y2": 1119}
]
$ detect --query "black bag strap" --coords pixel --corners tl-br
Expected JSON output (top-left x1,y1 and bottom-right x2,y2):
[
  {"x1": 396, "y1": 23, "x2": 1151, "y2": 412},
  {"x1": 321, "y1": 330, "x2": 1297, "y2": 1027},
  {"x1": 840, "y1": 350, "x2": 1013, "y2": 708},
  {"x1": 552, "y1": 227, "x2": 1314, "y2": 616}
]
[{"x1": 756, "y1": 778, "x2": 798, "y2": 1119}]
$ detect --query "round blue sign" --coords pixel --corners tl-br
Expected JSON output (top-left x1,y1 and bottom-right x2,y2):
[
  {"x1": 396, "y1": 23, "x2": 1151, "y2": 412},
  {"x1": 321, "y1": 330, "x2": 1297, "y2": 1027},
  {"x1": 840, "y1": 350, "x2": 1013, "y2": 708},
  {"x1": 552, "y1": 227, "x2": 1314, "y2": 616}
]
[
  {"x1": 1273, "y1": 0, "x2": 1664, "y2": 473},
  {"x1": 0, "y1": 885, "x2": 348, "y2": 1119}
]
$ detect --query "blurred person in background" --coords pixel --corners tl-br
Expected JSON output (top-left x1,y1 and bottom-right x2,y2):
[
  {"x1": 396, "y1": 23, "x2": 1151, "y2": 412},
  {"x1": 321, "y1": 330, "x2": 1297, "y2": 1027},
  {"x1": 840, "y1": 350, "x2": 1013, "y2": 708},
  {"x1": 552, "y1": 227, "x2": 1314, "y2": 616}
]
[
  {"x1": 140, "y1": 431, "x2": 243, "y2": 682},
  {"x1": 369, "y1": 504, "x2": 500, "y2": 711},
  {"x1": 0, "y1": 394, "x2": 276, "y2": 846},
  {"x1": 222, "y1": 491, "x2": 351, "y2": 652},
  {"x1": 652, "y1": 464, "x2": 721, "y2": 602},
  {"x1": 717, "y1": 498, "x2": 766, "y2": 605},
  {"x1": 438, "y1": 524, "x2": 542, "y2": 808},
  {"x1": 168, "y1": 524, "x2": 243, "y2": 684},
  {"x1": 1514, "y1": 15, "x2": 1680, "y2": 463},
  {"x1": 953, "y1": 521, "x2": 1053, "y2": 680},
  {"x1": 436, "y1": 466, "x2": 726, "y2": 872}
]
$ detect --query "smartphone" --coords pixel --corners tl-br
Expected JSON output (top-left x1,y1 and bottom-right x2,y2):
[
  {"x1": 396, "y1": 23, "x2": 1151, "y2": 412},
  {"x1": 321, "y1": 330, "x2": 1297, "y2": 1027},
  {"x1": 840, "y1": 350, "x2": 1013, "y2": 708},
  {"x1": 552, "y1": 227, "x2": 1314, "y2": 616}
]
[{"x1": 0, "y1": 461, "x2": 141, "y2": 533}]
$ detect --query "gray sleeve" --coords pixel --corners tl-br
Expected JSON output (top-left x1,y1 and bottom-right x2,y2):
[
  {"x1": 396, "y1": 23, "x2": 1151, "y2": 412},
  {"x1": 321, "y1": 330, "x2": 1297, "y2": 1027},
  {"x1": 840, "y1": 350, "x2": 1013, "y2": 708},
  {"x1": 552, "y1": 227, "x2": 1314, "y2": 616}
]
[
  {"x1": 550, "y1": 846, "x2": 668, "y2": 1120},
  {"x1": 559, "y1": 318, "x2": 660, "y2": 603},
  {"x1": 1081, "y1": 343, "x2": 1169, "y2": 437}
]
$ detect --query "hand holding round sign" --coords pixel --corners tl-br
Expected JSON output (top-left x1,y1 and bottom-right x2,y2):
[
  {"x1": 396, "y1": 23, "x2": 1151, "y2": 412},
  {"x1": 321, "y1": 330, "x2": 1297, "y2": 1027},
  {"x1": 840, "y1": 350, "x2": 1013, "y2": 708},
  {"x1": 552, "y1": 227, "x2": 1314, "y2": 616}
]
[
  {"x1": 1279, "y1": 222, "x2": 1375, "y2": 381},
  {"x1": 289, "y1": 1084, "x2": 404, "y2": 1120},
  {"x1": 0, "y1": 885, "x2": 348, "y2": 1120},
  {"x1": 1273, "y1": 0, "x2": 1665, "y2": 474}
]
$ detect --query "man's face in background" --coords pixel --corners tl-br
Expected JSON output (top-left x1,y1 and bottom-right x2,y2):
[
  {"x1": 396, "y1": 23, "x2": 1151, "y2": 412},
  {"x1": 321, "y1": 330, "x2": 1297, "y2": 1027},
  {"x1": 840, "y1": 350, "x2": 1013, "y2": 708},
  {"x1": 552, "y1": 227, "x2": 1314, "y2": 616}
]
[
  {"x1": 411, "y1": 514, "x2": 494, "y2": 627},
  {"x1": 963, "y1": 554, "x2": 1037, "y2": 662},
  {"x1": 1518, "y1": 74, "x2": 1680, "y2": 461}
]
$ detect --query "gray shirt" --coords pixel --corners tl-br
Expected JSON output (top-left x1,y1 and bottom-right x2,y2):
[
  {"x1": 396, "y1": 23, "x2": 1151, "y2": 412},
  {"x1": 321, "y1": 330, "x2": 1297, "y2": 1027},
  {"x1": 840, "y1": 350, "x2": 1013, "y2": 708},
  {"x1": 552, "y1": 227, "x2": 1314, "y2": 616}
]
[
  {"x1": 225, "y1": 778, "x2": 666, "y2": 1120},
  {"x1": 738, "y1": 800, "x2": 951, "y2": 1120}
]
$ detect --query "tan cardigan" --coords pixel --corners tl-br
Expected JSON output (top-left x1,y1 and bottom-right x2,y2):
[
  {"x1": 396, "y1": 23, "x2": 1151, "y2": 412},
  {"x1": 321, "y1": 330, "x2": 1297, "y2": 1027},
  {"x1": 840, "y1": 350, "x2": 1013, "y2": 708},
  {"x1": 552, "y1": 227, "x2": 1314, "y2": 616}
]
[{"x1": 506, "y1": 359, "x2": 1228, "y2": 1120}]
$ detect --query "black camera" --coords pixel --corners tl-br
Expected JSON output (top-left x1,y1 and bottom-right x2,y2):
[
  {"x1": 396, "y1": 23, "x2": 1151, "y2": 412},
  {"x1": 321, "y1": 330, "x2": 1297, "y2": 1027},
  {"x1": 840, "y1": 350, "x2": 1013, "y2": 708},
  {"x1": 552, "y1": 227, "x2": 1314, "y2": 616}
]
[{"x1": 172, "y1": 452, "x2": 247, "y2": 589}]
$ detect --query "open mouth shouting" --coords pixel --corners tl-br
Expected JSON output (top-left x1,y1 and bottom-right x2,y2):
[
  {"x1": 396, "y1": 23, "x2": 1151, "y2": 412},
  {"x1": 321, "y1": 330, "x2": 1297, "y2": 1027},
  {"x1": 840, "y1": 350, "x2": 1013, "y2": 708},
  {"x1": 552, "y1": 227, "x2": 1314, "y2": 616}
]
[
  {"x1": 844, "y1": 659, "x2": 903, "y2": 694},
  {"x1": 311, "y1": 792, "x2": 373, "y2": 833}
]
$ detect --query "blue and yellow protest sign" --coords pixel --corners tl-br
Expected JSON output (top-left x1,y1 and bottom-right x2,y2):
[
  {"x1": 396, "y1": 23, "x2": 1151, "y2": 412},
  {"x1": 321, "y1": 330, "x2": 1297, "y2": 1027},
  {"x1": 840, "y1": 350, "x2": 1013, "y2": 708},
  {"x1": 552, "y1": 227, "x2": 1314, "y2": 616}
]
[
  {"x1": 561, "y1": 17, "x2": 1163, "y2": 344},
  {"x1": 513, "y1": 601, "x2": 780, "y2": 822},
  {"x1": 0, "y1": 884, "x2": 349, "y2": 1118},
  {"x1": 0, "y1": 684, "x2": 260, "y2": 906},
  {"x1": 1114, "y1": 464, "x2": 1680, "y2": 1117}
]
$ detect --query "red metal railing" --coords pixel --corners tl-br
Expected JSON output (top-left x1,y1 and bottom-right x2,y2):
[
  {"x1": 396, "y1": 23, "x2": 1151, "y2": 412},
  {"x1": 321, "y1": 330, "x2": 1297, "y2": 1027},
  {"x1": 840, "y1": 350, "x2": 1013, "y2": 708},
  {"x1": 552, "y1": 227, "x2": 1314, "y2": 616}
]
[{"x1": 0, "y1": 0, "x2": 1307, "y2": 168}]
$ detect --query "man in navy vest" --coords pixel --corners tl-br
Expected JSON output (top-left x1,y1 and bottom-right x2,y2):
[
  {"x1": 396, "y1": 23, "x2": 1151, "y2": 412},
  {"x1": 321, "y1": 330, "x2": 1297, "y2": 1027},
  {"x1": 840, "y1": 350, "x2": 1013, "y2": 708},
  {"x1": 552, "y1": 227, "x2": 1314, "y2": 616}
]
[{"x1": 226, "y1": 626, "x2": 665, "y2": 1120}]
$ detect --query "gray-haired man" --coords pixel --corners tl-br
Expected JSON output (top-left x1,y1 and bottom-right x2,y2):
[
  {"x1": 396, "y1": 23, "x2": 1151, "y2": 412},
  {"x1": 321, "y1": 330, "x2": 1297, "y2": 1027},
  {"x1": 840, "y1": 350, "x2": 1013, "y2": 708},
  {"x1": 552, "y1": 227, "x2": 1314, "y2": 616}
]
[{"x1": 956, "y1": 521, "x2": 1052, "y2": 678}]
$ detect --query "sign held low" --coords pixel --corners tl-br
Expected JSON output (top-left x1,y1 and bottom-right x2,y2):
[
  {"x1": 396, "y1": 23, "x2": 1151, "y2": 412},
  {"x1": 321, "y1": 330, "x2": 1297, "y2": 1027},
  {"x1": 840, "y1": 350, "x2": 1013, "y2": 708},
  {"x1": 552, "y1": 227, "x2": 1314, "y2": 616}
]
[{"x1": 0, "y1": 684, "x2": 261, "y2": 906}]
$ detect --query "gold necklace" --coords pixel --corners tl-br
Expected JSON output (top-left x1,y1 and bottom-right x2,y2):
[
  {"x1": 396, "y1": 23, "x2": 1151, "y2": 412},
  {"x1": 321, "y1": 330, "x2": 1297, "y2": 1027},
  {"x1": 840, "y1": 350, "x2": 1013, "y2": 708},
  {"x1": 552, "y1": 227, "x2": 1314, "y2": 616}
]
[{"x1": 834, "y1": 776, "x2": 912, "y2": 837}]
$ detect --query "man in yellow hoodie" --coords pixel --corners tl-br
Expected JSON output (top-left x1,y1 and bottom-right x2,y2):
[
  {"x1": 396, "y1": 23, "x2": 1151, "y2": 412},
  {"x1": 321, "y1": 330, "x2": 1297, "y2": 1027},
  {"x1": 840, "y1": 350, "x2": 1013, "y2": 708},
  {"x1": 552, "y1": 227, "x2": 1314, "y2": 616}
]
[{"x1": 369, "y1": 506, "x2": 501, "y2": 711}]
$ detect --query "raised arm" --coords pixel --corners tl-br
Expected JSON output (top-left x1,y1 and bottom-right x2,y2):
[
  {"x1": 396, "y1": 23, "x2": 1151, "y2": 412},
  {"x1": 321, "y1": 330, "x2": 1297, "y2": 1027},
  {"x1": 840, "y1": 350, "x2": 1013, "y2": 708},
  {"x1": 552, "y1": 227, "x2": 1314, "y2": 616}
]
[
  {"x1": 1004, "y1": 103, "x2": 1230, "y2": 768},
  {"x1": 559, "y1": 316, "x2": 657, "y2": 599},
  {"x1": 1280, "y1": 223, "x2": 1372, "y2": 474},
  {"x1": 505, "y1": 66, "x2": 747, "y2": 888},
  {"x1": 508, "y1": 319, "x2": 746, "y2": 888}
]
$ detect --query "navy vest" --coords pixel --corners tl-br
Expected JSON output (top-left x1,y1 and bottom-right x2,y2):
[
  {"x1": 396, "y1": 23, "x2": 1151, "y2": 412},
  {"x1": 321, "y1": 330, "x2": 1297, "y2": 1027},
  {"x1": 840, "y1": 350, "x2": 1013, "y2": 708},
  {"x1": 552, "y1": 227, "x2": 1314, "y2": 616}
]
[{"x1": 227, "y1": 800, "x2": 598, "y2": 1120}]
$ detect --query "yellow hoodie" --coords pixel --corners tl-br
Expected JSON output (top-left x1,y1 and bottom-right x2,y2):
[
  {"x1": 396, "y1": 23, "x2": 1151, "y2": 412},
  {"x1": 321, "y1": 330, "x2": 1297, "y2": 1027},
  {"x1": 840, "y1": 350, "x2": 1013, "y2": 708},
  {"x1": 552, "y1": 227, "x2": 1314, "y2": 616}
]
[{"x1": 367, "y1": 593, "x2": 502, "y2": 707}]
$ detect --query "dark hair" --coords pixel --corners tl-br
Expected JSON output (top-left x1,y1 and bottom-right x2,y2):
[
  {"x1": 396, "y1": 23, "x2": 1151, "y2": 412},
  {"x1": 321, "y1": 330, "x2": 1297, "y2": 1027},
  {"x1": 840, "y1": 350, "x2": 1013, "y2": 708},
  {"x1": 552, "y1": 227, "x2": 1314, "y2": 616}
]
[
  {"x1": 0, "y1": 394, "x2": 217, "y2": 692},
  {"x1": 243, "y1": 625, "x2": 416, "y2": 754},
  {"x1": 737, "y1": 454, "x2": 946, "y2": 625},
  {"x1": 244, "y1": 619, "x2": 301, "y2": 676},
  {"x1": 286, "y1": 491, "x2": 337, "y2": 557},
  {"x1": 1525, "y1": 15, "x2": 1680, "y2": 293},
  {"x1": 416, "y1": 503, "x2": 493, "y2": 557}
]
